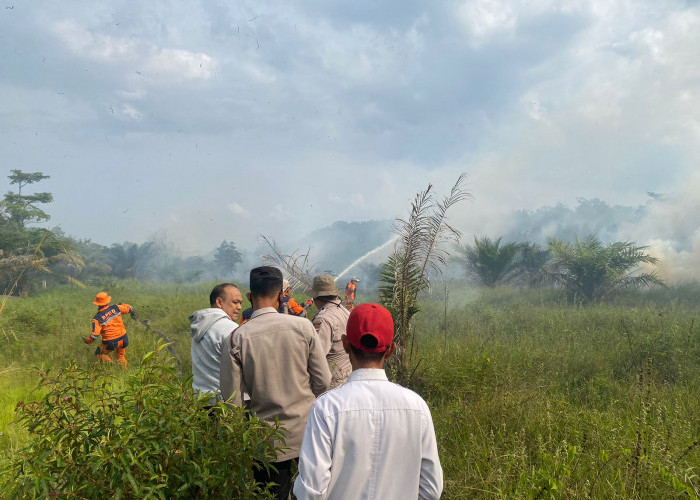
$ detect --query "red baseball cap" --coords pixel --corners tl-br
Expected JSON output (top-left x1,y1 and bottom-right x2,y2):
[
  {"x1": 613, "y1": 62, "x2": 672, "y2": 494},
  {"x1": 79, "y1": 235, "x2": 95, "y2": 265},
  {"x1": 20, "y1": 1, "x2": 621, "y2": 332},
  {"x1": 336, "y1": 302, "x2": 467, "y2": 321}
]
[{"x1": 346, "y1": 303, "x2": 394, "y2": 353}]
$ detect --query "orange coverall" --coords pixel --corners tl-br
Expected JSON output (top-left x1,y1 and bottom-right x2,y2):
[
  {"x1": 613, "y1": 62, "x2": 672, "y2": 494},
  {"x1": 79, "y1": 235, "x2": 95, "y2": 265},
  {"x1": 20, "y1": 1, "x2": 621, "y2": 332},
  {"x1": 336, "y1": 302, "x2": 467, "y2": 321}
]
[
  {"x1": 344, "y1": 282, "x2": 357, "y2": 311},
  {"x1": 84, "y1": 303, "x2": 133, "y2": 366},
  {"x1": 284, "y1": 297, "x2": 307, "y2": 317}
]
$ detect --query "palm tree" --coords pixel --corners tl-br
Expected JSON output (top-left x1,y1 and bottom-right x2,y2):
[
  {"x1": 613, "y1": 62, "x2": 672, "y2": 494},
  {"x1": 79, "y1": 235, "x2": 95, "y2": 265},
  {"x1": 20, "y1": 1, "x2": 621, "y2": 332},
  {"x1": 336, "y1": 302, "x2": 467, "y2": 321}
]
[
  {"x1": 107, "y1": 242, "x2": 156, "y2": 280},
  {"x1": 458, "y1": 236, "x2": 527, "y2": 287},
  {"x1": 546, "y1": 235, "x2": 663, "y2": 303},
  {"x1": 379, "y1": 173, "x2": 470, "y2": 380}
]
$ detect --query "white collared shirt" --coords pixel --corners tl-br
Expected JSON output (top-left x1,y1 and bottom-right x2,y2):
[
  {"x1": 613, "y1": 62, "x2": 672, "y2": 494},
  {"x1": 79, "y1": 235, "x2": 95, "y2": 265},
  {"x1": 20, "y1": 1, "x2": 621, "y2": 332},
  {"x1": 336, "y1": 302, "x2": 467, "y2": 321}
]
[{"x1": 293, "y1": 368, "x2": 443, "y2": 500}]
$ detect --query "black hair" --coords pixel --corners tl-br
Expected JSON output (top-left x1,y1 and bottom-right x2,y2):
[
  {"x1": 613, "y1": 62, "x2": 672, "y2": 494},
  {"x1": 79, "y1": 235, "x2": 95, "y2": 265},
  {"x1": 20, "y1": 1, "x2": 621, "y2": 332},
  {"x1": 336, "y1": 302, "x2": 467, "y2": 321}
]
[
  {"x1": 209, "y1": 283, "x2": 237, "y2": 307},
  {"x1": 349, "y1": 334, "x2": 386, "y2": 362},
  {"x1": 250, "y1": 266, "x2": 283, "y2": 298}
]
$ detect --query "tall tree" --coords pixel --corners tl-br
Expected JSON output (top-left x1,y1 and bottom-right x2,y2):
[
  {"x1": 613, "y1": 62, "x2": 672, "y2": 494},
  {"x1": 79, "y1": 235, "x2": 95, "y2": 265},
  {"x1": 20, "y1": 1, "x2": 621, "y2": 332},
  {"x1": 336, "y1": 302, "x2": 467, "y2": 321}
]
[
  {"x1": 1, "y1": 170, "x2": 53, "y2": 227},
  {"x1": 214, "y1": 240, "x2": 242, "y2": 276},
  {"x1": 546, "y1": 235, "x2": 663, "y2": 303}
]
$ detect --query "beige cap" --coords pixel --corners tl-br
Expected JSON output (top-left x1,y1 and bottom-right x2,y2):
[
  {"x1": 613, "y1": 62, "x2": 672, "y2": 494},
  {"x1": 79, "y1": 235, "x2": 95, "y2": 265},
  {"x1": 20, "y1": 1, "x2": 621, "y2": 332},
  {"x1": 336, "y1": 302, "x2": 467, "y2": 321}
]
[
  {"x1": 311, "y1": 275, "x2": 340, "y2": 298},
  {"x1": 283, "y1": 279, "x2": 291, "y2": 291}
]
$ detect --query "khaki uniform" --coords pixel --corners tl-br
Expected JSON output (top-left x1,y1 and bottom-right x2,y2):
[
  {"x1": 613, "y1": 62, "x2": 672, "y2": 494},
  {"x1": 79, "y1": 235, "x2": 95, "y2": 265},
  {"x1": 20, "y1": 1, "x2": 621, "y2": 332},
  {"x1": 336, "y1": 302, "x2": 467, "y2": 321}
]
[
  {"x1": 220, "y1": 307, "x2": 331, "y2": 461},
  {"x1": 312, "y1": 300, "x2": 352, "y2": 389}
]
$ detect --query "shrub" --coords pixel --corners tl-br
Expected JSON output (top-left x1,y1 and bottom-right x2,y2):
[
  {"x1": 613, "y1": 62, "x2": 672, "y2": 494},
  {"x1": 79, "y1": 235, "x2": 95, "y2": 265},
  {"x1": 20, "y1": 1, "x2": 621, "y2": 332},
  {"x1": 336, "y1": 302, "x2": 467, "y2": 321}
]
[
  {"x1": 546, "y1": 235, "x2": 663, "y2": 304},
  {"x1": 7, "y1": 306, "x2": 55, "y2": 335},
  {"x1": 1, "y1": 344, "x2": 281, "y2": 499}
]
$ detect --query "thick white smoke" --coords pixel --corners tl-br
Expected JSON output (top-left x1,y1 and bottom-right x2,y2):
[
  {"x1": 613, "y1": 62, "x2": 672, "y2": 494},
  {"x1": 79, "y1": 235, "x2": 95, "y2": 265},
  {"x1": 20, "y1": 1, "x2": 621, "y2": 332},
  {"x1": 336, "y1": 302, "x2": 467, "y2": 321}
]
[{"x1": 623, "y1": 171, "x2": 700, "y2": 282}]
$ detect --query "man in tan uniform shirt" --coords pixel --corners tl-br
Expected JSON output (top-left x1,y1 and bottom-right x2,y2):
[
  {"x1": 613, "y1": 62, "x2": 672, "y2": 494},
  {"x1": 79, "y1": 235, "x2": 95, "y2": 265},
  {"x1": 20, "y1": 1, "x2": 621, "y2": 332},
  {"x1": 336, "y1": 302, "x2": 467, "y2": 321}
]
[
  {"x1": 220, "y1": 266, "x2": 331, "y2": 500},
  {"x1": 311, "y1": 275, "x2": 352, "y2": 389}
]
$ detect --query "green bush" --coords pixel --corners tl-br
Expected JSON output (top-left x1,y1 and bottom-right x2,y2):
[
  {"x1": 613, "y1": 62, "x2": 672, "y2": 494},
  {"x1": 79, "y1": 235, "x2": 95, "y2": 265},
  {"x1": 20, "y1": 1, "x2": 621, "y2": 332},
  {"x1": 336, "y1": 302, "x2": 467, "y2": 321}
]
[
  {"x1": 1, "y1": 344, "x2": 281, "y2": 499},
  {"x1": 7, "y1": 306, "x2": 55, "y2": 336}
]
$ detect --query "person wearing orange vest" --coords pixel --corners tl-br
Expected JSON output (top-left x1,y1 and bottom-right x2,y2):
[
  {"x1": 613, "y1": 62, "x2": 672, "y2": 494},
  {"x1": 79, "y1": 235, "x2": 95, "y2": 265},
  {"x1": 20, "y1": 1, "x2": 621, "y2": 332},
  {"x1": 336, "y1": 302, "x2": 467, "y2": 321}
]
[
  {"x1": 344, "y1": 277, "x2": 360, "y2": 311},
  {"x1": 83, "y1": 292, "x2": 137, "y2": 367},
  {"x1": 280, "y1": 279, "x2": 312, "y2": 317}
]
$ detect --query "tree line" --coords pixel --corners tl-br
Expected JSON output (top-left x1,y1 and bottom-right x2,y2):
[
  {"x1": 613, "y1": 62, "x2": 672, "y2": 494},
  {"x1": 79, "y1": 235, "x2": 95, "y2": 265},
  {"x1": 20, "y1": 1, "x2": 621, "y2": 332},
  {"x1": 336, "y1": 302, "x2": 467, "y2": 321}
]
[
  {"x1": 0, "y1": 170, "x2": 244, "y2": 295},
  {"x1": 1, "y1": 169, "x2": 665, "y2": 304},
  {"x1": 457, "y1": 235, "x2": 663, "y2": 303}
]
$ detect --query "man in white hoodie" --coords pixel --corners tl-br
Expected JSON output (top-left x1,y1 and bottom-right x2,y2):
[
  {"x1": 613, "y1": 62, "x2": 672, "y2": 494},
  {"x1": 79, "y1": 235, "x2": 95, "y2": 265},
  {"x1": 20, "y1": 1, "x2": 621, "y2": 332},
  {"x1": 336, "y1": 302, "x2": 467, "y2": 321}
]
[{"x1": 189, "y1": 283, "x2": 243, "y2": 404}]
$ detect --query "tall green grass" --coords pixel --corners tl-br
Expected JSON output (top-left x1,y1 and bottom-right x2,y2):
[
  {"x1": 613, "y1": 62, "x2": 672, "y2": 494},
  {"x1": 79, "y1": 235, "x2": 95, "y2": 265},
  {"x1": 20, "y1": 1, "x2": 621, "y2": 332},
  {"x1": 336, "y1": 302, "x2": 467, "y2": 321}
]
[
  {"x1": 410, "y1": 287, "x2": 699, "y2": 498},
  {"x1": 1, "y1": 282, "x2": 698, "y2": 498}
]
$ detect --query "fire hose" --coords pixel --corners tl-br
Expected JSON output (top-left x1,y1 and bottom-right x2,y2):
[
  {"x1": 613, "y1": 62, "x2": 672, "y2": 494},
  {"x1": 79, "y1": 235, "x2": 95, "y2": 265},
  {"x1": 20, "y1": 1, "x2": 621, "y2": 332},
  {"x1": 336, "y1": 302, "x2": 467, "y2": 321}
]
[{"x1": 134, "y1": 316, "x2": 183, "y2": 378}]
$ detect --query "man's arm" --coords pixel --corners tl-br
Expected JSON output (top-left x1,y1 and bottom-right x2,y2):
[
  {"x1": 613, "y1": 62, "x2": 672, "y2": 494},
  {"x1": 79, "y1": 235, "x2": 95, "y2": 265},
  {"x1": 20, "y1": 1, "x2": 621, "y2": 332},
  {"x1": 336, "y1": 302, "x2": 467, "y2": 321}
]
[
  {"x1": 288, "y1": 297, "x2": 306, "y2": 317},
  {"x1": 117, "y1": 303, "x2": 139, "y2": 319},
  {"x1": 306, "y1": 324, "x2": 331, "y2": 396},
  {"x1": 418, "y1": 409, "x2": 444, "y2": 500},
  {"x1": 84, "y1": 319, "x2": 101, "y2": 343},
  {"x1": 117, "y1": 303, "x2": 132, "y2": 315},
  {"x1": 219, "y1": 332, "x2": 243, "y2": 405},
  {"x1": 293, "y1": 403, "x2": 333, "y2": 500},
  {"x1": 312, "y1": 317, "x2": 332, "y2": 355}
]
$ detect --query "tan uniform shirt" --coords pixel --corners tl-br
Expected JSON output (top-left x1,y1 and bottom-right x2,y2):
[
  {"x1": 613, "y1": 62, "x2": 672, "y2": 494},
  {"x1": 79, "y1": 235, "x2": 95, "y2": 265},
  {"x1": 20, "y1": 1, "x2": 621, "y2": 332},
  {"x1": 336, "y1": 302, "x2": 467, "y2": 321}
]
[
  {"x1": 220, "y1": 307, "x2": 331, "y2": 461},
  {"x1": 312, "y1": 300, "x2": 352, "y2": 389}
]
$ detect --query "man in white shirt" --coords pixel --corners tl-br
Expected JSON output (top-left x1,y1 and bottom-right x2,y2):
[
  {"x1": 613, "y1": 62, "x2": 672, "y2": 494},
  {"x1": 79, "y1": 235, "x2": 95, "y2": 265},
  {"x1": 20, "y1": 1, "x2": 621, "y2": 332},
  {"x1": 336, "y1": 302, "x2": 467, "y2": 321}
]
[
  {"x1": 294, "y1": 303, "x2": 443, "y2": 500},
  {"x1": 189, "y1": 283, "x2": 242, "y2": 404}
]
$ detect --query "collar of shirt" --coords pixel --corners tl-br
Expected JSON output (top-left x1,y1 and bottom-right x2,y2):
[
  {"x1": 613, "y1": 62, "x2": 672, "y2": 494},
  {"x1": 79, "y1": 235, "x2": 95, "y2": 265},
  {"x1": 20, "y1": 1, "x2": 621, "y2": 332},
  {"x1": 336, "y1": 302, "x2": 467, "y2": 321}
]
[
  {"x1": 320, "y1": 299, "x2": 342, "y2": 311},
  {"x1": 250, "y1": 307, "x2": 279, "y2": 320},
  {"x1": 347, "y1": 368, "x2": 388, "y2": 383}
]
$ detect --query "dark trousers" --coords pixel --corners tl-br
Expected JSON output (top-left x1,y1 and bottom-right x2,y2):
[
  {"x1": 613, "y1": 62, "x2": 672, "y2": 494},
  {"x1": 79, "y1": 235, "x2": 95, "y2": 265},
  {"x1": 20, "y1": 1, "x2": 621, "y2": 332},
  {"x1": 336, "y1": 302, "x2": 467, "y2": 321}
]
[{"x1": 254, "y1": 458, "x2": 296, "y2": 500}]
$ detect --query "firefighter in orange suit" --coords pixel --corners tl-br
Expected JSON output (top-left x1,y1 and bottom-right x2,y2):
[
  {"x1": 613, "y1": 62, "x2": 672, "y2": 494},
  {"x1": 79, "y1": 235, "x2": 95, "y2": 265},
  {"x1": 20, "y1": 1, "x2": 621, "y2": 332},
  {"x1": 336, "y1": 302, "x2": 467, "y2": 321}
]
[
  {"x1": 280, "y1": 279, "x2": 312, "y2": 317},
  {"x1": 83, "y1": 292, "x2": 137, "y2": 367},
  {"x1": 344, "y1": 277, "x2": 360, "y2": 311}
]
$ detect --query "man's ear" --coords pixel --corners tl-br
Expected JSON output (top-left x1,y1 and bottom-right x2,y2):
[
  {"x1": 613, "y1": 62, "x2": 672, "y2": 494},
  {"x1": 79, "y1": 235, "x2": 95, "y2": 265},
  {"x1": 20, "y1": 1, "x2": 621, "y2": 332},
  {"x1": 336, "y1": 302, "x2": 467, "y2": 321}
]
[
  {"x1": 383, "y1": 342, "x2": 397, "y2": 361},
  {"x1": 215, "y1": 296, "x2": 224, "y2": 309},
  {"x1": 246, "y1": 292, "x2": 252, "y2": 302}
]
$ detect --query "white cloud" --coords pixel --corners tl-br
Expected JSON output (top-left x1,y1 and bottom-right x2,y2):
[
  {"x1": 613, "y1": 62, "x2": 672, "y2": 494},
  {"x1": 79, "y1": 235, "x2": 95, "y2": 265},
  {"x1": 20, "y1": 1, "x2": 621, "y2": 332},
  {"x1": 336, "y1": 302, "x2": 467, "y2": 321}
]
[
  {"x1": 228, "y1": 202, "x2": 249, "y2": 215},
  {"x1": 238, "y1": 60, "x2": 277, "y2": 85},
  {"x1": 52, "y1": 20, "x2": 217, "y2": 86},
  {"x1": 308, "y1": 19, "x2": 425, "y2": 85},
  {"x1": 456, "y1": 0, "x2": 517, "y2": 46},
  {"x1": 120, "y1": 103, "x2": 142, "y2": 120},
  {"x1": 269, "y1": 204, "x2": 292, "y2": 221},
  {"x1": 328, "y1": 192, "x2": 365, "y2": 205}
]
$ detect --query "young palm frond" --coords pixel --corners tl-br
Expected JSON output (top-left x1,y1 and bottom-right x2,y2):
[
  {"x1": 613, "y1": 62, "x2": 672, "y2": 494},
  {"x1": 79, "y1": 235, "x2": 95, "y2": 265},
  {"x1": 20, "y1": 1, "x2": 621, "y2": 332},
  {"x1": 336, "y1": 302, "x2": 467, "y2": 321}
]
[
  {"x1": 259, "y1": 235, "x2": 316, "y2": 291},
  {"x1": 416, "y1": 172, "x2": 472, "y2": 292},
  {"x1": 380, "y1": 173, "x2": 470, "y2": 379}
]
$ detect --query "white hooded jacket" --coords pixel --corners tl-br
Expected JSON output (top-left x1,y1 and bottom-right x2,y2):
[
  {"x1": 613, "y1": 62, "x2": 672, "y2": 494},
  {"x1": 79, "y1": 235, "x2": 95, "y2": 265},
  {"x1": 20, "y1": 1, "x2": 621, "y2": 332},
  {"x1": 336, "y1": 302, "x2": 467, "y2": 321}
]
[{"x1": 189, "y1": 308, "x2": 238, "y2": 399}]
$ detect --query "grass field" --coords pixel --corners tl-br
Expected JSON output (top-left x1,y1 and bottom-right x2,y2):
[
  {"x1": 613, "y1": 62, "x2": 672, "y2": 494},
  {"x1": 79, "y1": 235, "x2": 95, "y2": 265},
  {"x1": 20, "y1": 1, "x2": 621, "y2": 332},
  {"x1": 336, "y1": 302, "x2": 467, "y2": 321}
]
[{"x1": 1, "y1": 282, "x2": 698, "y2": 498}]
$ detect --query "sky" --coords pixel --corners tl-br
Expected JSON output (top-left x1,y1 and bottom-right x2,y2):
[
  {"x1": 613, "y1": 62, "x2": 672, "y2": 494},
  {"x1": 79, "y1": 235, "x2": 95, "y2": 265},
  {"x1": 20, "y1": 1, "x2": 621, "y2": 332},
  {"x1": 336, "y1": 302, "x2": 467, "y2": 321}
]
[{"x1": 1, "y1": 0, "x2": 699, "y2": 279}]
